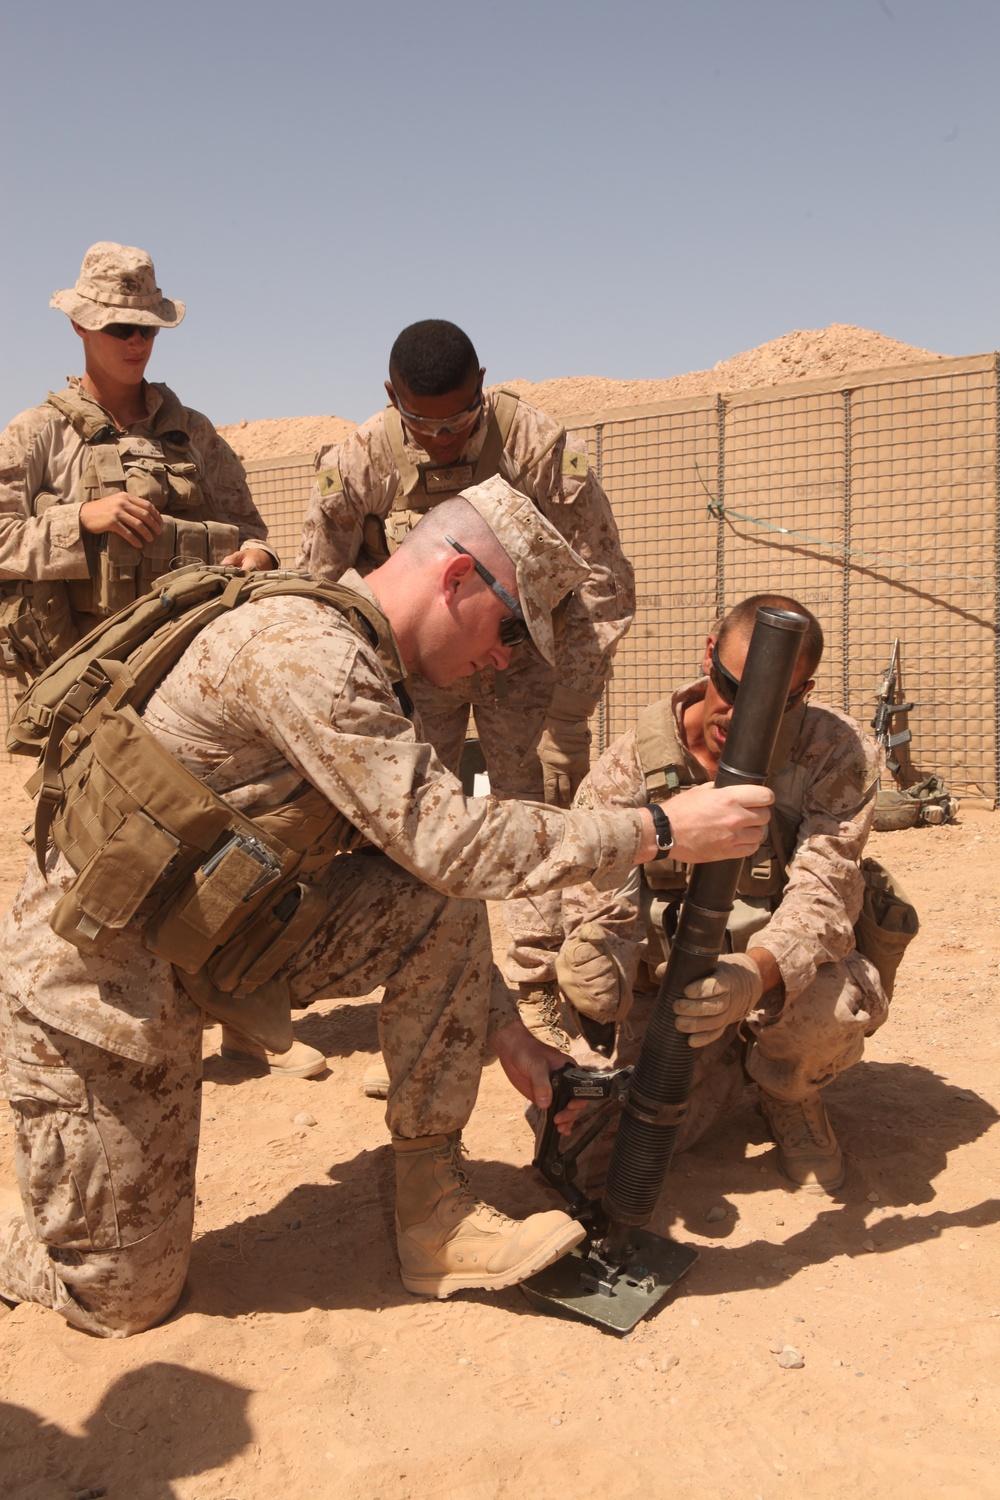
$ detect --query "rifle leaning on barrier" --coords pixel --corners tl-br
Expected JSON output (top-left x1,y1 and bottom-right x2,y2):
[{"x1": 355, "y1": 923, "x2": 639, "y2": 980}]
[
  {"x1": 871, "y1": 638, "x2": 914, "y2": 778},
  {"x1": 523, "y1": 606, "x2": 808, "y2": 1334}
]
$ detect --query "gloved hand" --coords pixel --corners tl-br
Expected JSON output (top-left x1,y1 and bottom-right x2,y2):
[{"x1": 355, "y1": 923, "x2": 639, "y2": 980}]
[
  {"x1": 535, "y1": 686, "x2": 600, "y2": 807},
  {"x1": 555, "y1": 923, "x2": 626, "y2": 1024},
  {"x1": 670, "y1": 952, "x2": 764, "y2": 1048}
]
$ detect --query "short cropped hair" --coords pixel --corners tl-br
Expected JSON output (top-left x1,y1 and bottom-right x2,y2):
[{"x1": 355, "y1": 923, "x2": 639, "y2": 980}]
[
  {"x1": 717, "y1": 593, "x2": 824, "y2": 677},
  {"x1": 389, "y1": 320, "x2": 480, "y2": 397}
]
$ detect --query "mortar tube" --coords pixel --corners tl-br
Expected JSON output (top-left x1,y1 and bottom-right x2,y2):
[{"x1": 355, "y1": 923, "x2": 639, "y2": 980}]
[{"x1": 600, "y1": 608, "x2": 809, "y2": 1240}]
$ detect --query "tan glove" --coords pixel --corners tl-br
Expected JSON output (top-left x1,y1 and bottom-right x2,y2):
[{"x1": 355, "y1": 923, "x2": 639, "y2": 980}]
[
  {"x1": 670, "y1": 952, "x2": 764, "y2": 1048},
  {"x1": 555, "y1": 923, "x2": 626, "y2": 1025},
  {"x1": 535, "y1": 685, "x2": 600, "y2": 808}
]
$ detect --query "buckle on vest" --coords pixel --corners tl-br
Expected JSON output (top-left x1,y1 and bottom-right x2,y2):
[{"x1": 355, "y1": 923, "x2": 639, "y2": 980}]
[{"x1": 749, "y1": 856, "x2": 773, "y2": 881}]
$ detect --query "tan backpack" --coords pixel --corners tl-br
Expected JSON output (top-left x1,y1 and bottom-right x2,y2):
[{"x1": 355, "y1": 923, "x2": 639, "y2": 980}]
[{"x1": 9, "y1": 564, "x2": 401, "y2": 1046}]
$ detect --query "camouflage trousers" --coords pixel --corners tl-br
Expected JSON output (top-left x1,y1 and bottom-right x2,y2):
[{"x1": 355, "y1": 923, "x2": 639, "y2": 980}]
[
  {"x1": 0, "y1": 994, "x2": 202, "y2": 1338},
  {"x1": 0, "y1": 853, "x2": 500, "y2": 1336},
  {"x1": 410, "y1": 657, "x2": 565, "y2": 991}
]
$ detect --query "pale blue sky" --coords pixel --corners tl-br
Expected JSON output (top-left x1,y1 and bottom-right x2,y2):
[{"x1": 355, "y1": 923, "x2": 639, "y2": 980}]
[{"x1": 2, "y1": 0, "x2": 997, "y2": 429}]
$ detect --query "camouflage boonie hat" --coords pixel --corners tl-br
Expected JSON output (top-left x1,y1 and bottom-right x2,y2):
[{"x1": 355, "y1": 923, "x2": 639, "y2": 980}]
[
  {"x1": 50, "y1": 242, "x2": 185, "y2": 331},
  {"x1": 459, "y1": 474, "x2": 589, "y2": 665}
]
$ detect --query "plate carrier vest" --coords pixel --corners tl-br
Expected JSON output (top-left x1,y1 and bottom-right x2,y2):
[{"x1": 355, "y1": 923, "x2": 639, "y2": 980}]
[{"x1": 0, "y1": 384, "x2": 245, "y2": 681}]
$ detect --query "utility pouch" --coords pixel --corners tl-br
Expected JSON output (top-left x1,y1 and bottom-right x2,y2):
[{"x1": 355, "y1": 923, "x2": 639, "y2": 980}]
[
  {"x1": 145, "y1": 831, "x2": 287, "y2": 974},
  {"x1": 176, "y1": 968, "x2": 294, "y2": 1055},
  {"x1": 206, "y1": 879, "x2": 332, "y2": 996},
  {"x1": 0, "y1": 581, "x2": 76, "y2": 680},
  {"x1": 50, "y1": 811, "x2": 180, "y2": 955},
  {"x1": 853, "y1": 857, "x2": 919, "y2": 1001},
  {"x1": 99, "y1": 519, "x2": 240, "y2": 616}
]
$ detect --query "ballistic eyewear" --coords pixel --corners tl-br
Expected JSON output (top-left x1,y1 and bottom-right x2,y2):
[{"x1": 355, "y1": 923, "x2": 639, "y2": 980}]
[
  {"x1": 392, "y1": 384, "x2": 483, "y2": 437},
  {"x1": 710, "y1": 641, "x2": 813, "y2": 713},
  {"x1": 445, "y1": 536, "x2": 529, "y2": 648},
  {"x1": 103, "y1": 323, "x2": 159, "y2": 342}
]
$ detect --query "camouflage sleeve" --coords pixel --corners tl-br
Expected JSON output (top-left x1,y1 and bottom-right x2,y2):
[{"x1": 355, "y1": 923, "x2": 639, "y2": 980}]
[
  {"x1": 211, "y1": 602, "x2": 645, "y2": 899},
  {"x1": 185, "y1": 410, "x2": 276, "y2": 560},
  {"x1": 505, "y1": 405, "x2": 636, "y2": 702},
  {"x1": 296, "y1": 419, "x2": 397, "y2": 577},
  {"x1": 561, "y1": 729, "x2": 647, "y2": 975},
  {"x1": 0, "y1": 406, "x2": 91, "y2": 580},
  {"x1": 752, "y1": 711, "x2": 881, "y2": 1003}
]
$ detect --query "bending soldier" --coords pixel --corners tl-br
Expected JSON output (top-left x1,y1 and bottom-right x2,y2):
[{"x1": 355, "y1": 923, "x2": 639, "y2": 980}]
[
  {"x1": 0, "y1": 477, "x2": 771, "y2": 1336},
  {"x1": 553, "y1": 593, "x2": 885, "y2": 1193},
  {"x1": 296, "y1": 321, "x2": 635, "y2": 1062}
]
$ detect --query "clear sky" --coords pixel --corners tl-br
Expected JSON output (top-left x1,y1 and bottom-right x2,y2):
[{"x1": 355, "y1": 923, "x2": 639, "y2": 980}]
[{"x1": 2, "y1": 0, "x2": 997, "y2": 429}]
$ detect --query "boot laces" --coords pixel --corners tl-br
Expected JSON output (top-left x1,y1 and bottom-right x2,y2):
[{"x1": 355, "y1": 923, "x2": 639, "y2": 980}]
[
  {"x1": 769, "y1": 1096, "x2": 828, "y2": 1151},
  {"x1": 433, "y1": 1138, "x2": 515, "y2": 1227}
]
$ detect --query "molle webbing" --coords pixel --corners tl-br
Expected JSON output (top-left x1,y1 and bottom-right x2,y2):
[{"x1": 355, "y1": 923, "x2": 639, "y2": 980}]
[{"x1": 44, "y1": 384, "x2": 239, "y2": 620}]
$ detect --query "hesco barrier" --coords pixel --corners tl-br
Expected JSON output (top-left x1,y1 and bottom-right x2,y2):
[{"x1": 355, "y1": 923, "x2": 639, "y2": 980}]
[
  {"x1": 4, "y1": 355, "x2": 998, "y2": 804},
  {"x1": 240, "y1": 354, "x2": 999, "y2": 806}
]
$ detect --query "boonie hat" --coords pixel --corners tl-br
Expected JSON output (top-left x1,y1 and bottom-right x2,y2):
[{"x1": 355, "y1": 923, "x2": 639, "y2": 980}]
[
  {"x1": 50, "y1": 242, "x2": 185, "y2": 331},
  {"x1": 459, "y1": 474, "x2": 589, "y2": 665}
]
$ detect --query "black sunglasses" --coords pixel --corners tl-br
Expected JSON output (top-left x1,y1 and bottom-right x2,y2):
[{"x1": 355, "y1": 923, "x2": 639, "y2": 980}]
[
  {"x1": 103, "y1": 323, "x2": 159, "y2": 342},
  {"x1": 710, "y1": 641, "x2": 812, "y2": 713},
  {"x1": 445, "y1": 537, "x2": 529, "y2": 647}
]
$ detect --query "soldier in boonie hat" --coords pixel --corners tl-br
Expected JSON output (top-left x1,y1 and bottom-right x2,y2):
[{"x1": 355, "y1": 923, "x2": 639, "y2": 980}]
[
  {"x1": 457, "y1": 473, "x2": 589, "y2": 667},
  {"x1": 50, "y1": 242, "x2": 185, "y2": 331}
]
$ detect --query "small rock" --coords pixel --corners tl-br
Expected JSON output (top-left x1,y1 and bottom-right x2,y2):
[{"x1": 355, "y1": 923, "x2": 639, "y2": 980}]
[
  {"x1": 777, "y1": 1347, "x2": 805, "y2": 1369},
  {"x1": 958, "y1": 1242, "x2": 971, "y2": 1251},
  {"x1": 774, "y1": 1217, "x2": 784, "y2": 1226},
  {"x1": 867, "y1": 1191, "x2": 880, "y2": 1202},
  {"x1": 255, "y1": 1233, "x2": 278, "y2": 1242},
  {"x1": 768, "y1": 1339, "x2": 784, "y2": 1353},
  {"x1": 634, "y1": 1355, "x2": 653, "y2": 1372},
  {"x1": 862, "y1": 1239, "x2": 876, "y2": 1252},
  {"x1": 793, "y1": 1315, "x2": 804, "y2": 1323},
  {"x1": 289, "y1": 1218, "x2": 302, "y2": 1230},
  {"x1": 832, "y1": 1358, "x2": 842, "y2": 1368},
  {"x1": 705, "y1": 1205, "x2": 727, "y2": 1224},
  {"x1": 755, "y1": 1276, "x2": 766, "y2": 1285},
  {"x1": 659, "y1": 1353, "x2": 680, "y2": 1372},
  {"x1": 550, "y1": 1417, "x2": 562, "y2": 1427},
  {"x1": 293, "y1": 1112, "x2": 317, "y2": 1127},
  {"x1": 457, "y1": 1357, "x2": 470, "y2": 1366}
]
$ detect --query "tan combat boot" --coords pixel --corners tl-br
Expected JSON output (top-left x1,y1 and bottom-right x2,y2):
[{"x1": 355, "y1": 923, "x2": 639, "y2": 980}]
[
  {"x1": 220, "y1": 1026, "x2": 326, "y2": 1080},
  {"x1": 517, "y1": 981, "x2": 574, "y2": 1053},
  {"x1": 393, "y1": 1133, "x2": 585, "y2": 1297},
  {"x1": 362, "y1": 1059, "x2": 390, "y2": 1099},
  {"x1": 760, "y1": 1090, "x2": 845, "y2": 1193},
  {"x1": 517, "y1": 981, "x2": 613, "y2": 1068}
]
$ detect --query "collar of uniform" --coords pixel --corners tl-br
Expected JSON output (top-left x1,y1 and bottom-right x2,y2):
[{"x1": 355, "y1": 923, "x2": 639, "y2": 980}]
[
  {"x1": 64, "y1": 373, "x2": 183, "y2": 436},
  {"x1": 670, "y1": 676, "x2": 713, "y2": 783},
  {"x1": 338, "y1": 566, "x2": 408, "y2": 686}
]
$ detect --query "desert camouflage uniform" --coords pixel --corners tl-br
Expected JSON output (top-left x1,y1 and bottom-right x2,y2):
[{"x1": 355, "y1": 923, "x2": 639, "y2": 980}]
[
  {"x1": 0, "y1": 378, "x2": 274, "y2": 640},
  {"x1": 0, "y1": 573, "x2": 643, "y2": 1335},
  {"x1": 296, "y1": 393, "x2": 636, "y2": 988},
  {"x1": 562, "y1": 678, "x2": 885, "y2": 1143}
]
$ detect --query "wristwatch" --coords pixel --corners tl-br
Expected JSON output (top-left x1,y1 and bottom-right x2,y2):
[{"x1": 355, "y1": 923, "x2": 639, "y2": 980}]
[{"x1": 647, "y1": 802, "x2": 674, "y2": 859}]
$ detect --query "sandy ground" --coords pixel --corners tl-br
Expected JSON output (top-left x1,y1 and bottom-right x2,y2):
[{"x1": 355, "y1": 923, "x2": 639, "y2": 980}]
[
  {"x1": 0, "y1": 755, "x2": 997, "y2": 1499},
  {"x1": 217, "y1": 324, "x2": 946, "y2": 462}
]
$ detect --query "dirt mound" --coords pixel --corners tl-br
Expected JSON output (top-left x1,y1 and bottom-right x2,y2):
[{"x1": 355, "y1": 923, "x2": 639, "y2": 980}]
[
  {"x1": 501, "y1": 324, "x2": 946, "y2": 421},
  {"x1": 217, "y1": 414, "x2": 356, "y2": 464},
  {"x1": 217, "y1": 325, "x2": 946, "y2": 459}
]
